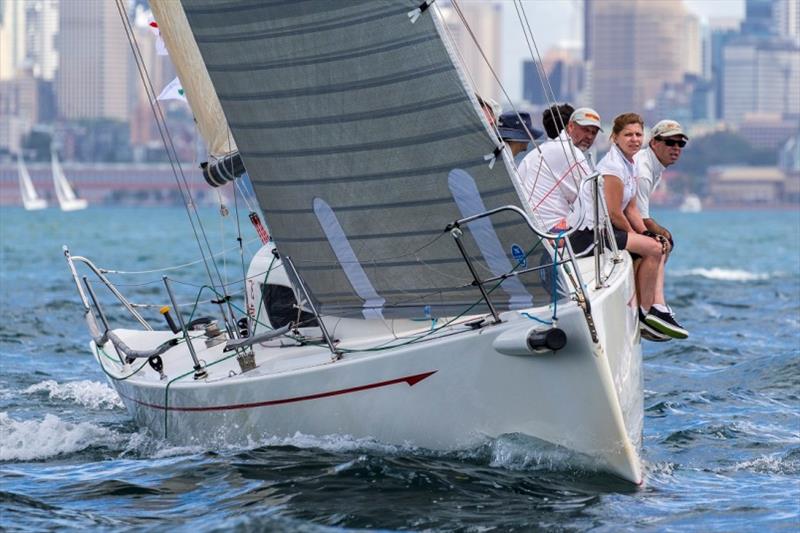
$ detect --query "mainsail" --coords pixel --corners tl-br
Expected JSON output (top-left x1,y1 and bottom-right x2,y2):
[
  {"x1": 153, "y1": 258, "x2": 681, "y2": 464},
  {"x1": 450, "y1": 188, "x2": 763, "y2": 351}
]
[{"x1": 181, "y1": 0, "x2": 553, "y2": 318}]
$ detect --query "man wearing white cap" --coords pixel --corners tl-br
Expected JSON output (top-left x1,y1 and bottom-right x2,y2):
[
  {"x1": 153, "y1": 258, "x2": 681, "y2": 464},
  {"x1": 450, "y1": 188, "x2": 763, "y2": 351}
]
[
  {"x1": 518, "y1": 107, "x2": 602, "y2": 232},
  {"x1": 634, "y1": 120, "x2": 689, "y2": 251}
]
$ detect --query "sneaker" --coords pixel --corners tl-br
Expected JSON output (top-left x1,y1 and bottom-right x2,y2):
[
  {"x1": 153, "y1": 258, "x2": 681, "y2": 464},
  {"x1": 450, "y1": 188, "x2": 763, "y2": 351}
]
[
  {"x1": 638, "y1": 309, "x2": 671, "y2": 342},
  {"x1": 644, "y1": 307, "x2": 688, "y2": 339},
  {"x1": 641, "y1": 328, "x2": 671, "y2": 342}
]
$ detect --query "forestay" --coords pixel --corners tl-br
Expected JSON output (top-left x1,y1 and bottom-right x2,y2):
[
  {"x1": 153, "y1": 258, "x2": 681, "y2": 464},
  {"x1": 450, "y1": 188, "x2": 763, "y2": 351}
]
[{"x1": 181, "y1": 0, "x2": 556, "y2": 319}]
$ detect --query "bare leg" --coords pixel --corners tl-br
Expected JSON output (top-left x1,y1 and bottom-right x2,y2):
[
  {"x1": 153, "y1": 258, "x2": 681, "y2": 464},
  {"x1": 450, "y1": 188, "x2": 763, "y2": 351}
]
[{"x1": 625, "y1": 233, "x2": 664, "y2": 311}]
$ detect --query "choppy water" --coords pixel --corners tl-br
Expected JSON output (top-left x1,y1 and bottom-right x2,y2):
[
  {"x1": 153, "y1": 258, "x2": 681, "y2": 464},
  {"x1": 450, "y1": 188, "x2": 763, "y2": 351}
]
[{"x1": 1, "y1": 206, "x2": 798, "y2": 531}]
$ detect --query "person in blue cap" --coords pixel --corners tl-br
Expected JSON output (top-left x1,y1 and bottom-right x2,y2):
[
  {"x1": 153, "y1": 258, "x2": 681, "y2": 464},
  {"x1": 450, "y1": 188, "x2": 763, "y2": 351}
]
[{"x1": 497, "y1": 111, "x2": 543, "y2": 161}]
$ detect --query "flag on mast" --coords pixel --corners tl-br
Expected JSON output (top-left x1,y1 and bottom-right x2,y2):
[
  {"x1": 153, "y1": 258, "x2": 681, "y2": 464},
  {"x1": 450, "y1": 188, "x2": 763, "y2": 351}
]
[
  {"x1": 157, "y1": 77, "x2": 187, "y2": 103},
  {"x1": 148, "y1": 21, "x2": 168, "y2": 56}
]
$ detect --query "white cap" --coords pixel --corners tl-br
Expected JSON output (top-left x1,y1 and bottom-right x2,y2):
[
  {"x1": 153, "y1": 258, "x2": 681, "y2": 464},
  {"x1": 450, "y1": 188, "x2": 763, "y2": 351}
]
[
  {"x1": 569, "y1": 107, "x2": 603, "y2": 130},
  {"x1": 651, "y1": 119, "x2": 688, "y2": 140}
]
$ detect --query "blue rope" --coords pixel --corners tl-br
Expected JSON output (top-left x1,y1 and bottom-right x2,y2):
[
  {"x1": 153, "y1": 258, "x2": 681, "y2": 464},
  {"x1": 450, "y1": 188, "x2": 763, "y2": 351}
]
[
  {"x1": 551, "y1": 231, "x2": 565, "y2": 322},
  {"x1": 522, "y1": 312, "x2": 551, "y2": 325}
]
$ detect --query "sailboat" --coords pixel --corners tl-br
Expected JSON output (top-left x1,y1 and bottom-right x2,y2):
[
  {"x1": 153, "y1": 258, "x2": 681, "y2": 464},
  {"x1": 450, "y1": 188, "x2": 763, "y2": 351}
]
[
  {"x1": 52, "y1": 152, "x2": 88, "y2": 211},
  {"x1": 679, "y1": 193, "x2": 702, "y2": 213},
  {"x1": 18, "y1": 156, "x2": 47, "y2": 210},
  {"x1": 64, "y1": 1, "x2": 644, "y2": 484}
]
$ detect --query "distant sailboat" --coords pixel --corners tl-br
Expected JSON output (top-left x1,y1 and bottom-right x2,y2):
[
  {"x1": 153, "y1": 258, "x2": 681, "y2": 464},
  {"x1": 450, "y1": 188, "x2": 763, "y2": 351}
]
[
  {"x1": 18, "y1": 156, "x2": 47, "y2": 210},
  {"x1": 51, "y1": 152, "x2": 88, "y2": 211},
  {"x1": 679, "y1": 194, "x2": 702, "y2": 213}
]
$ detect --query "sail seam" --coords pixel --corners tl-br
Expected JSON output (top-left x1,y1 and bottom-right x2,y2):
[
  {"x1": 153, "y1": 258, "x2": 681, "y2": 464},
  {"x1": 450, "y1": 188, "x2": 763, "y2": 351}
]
[
  {"x1": 230, "y1": 94, "x2": 464, "y2": 130},
  {"x1": 217, "y1": 63, "x2": 453, "y2": 101},
  {"x1": 250, "y1": 157, "x2": 485, "y2": 186},
  {"x1": 206, "y1": 33, "x2": 439, "y2": 72},
  {"x1": 265, "y1": 186, "x2": 516, "y2": 214},
  {"x1": 192, "y1": 5, "x2": 409, "y2": 42}
]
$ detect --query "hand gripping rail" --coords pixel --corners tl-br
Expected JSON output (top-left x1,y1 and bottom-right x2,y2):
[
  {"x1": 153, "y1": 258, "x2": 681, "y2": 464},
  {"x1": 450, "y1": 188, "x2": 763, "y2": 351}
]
[{"x1": 445, "y1": 205, "x2": 598, "y2": 342}]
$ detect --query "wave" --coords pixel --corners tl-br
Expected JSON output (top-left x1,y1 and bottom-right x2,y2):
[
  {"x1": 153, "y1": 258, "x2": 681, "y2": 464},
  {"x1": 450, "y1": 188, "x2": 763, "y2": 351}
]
[
  {"x1": 22, "y1": 380, "x2": 123, "y2": 410},
  {"x1": 672, "y1": 267, "x2": 771, "y2": 281},
  {"x1": 0, "y1": 412, "x2": 123, "y2": 461}
]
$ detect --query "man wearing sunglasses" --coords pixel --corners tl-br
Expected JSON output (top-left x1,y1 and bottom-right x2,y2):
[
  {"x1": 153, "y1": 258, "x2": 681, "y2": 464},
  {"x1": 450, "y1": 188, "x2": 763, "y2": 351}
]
[{"x1": 634, "y1": 120, "x2": 689, "y2": 253}]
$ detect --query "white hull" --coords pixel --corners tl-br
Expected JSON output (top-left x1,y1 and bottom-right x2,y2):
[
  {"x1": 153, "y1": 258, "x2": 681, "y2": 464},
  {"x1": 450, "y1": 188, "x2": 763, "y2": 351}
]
[
  {"x1": 58, "y1": 198, "x2": 89, "y2": 211},
  {"x1": 679, "y1": 194, "x2": 702, "y2": 213},
  {"x1": 23, "y1": 198, "x2": 48, "y2": 211},
  {"x1": 92, "y1": 253, "x2": 643, "y2": 483}
]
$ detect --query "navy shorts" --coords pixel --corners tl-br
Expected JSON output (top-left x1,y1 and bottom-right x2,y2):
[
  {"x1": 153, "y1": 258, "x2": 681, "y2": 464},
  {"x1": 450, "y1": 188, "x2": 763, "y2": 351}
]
[{"x1": 568, "y1": 228, "x2": 628, "y2": 255}]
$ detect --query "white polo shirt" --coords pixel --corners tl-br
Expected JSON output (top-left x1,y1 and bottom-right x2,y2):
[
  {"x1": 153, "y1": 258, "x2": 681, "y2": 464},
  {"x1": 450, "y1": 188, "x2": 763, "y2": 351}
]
[
  {"x1": 633, "y1": 146, "x2": 665, "y2": 219},
  {"x1": 575, "y1": 143, "x2": 637, "y2": 229},
  {"x1": 517, "y1": 131, "x2": 593, "y2": 231}
]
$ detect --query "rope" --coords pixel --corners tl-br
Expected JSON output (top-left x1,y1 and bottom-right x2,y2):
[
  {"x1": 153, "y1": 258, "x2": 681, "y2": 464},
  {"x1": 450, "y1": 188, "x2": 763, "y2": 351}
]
[
  {"x1": 100, "y1": 237, "x2": 261, "y2": 275},
  {"x1": 114, "y1": 0, "x2": 238, "y2": 335}
]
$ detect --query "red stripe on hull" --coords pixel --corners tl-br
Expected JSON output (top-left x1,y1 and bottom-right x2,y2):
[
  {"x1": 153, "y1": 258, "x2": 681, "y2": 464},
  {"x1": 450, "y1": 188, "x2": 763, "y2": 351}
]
[{"x1": 119, "y1": 370, "x2": 437, "y2": 412}]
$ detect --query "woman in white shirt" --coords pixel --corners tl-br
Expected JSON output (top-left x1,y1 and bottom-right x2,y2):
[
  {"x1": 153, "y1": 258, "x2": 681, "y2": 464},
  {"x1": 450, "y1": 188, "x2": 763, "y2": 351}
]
[{"x1": 571, "y1": 113, "x2": 687, "y2": 340}]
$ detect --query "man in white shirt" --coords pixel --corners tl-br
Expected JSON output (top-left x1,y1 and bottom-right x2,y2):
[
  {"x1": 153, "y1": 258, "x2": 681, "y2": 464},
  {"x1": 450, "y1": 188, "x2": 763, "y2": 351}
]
[
  {"x1": 517, "y1": 107, "x2": 602, "y2": 232},
  {"x1": 634, "y1": 120, "x2": 689, "y2": 252}
]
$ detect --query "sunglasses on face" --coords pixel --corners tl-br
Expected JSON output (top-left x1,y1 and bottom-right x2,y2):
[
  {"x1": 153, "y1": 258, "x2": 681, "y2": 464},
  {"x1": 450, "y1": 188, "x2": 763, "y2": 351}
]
[{"x1": 658, "y1": 138, "x2": 686, "y2": 148}]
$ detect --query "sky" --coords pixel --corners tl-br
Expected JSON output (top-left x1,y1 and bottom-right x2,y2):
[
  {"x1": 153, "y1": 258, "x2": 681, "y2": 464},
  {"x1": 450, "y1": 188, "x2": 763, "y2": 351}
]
[{"x1": 499, "y1": 0, "x2": 745, "y2": 102}]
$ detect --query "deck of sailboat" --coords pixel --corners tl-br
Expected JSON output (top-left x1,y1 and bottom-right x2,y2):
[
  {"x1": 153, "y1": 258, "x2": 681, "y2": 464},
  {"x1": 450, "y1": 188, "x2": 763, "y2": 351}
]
[{"x1": 95, "y1": 251, "x2": 630, "y2": 387}]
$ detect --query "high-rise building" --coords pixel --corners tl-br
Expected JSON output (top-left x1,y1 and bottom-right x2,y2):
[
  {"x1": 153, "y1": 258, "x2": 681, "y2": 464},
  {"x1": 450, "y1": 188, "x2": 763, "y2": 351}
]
[
  {"x1": 587, "y1": 0, "x2": 701, "y2": 121},
  {"x1": 741, "y1": 0, "x2": 776, "y2": 37},
  {"x1": 775, "y1": 0, "x2": 800, "y2": 45},
  {"x1": 25, "y1": 0, "x2": 59, "y2": 81},
  {"x1": 722, "y1": 39, "x2": 800, "y2": 124},
  {"x1": 0, "y1": 0, "x2": 27, "y2": 80},
  {"x1": 522, "y1": 43, "x2": 584, "y2": 106},
  {"x1": 56, "y1": 0, "x2": 130, "y2": 121},
  {"x1": 437, "y1": 1, "x2": 503, "y2": 103}
]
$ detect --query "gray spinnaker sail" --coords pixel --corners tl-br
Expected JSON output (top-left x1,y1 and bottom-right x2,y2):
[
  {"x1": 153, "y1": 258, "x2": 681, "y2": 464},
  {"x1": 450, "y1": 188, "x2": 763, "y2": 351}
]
[{"x1": 182, "y1": 0, "x2": 555, "y2": 319}]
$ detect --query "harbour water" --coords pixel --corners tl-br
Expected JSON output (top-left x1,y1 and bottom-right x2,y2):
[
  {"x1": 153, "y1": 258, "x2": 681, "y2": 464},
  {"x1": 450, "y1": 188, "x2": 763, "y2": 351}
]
[{"x1": 1, "y1": 206, "x2": 798, "y2": 531}]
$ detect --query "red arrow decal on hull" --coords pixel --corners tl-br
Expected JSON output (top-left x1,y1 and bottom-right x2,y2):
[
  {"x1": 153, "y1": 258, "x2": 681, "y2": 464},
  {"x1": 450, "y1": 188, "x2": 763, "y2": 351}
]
[{"x1": 119, "y1": 370, "x2": 437, "y2": 412}]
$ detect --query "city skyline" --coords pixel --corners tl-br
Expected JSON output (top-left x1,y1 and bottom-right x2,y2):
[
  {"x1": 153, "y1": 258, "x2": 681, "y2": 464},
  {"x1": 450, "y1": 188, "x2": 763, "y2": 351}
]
[{"x1": 499, "y1": 0, "x2": 745, "y2": 104}]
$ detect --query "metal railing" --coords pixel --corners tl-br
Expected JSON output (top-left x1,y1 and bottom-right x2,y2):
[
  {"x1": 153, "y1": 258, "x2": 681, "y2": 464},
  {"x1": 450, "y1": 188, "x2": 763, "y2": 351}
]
[
  {"x1": 64, "y1": 246, "x2": 153, "y2": 330},
  {"x1": 445, "y1": 205, "x2": 597, "y2": 341}
]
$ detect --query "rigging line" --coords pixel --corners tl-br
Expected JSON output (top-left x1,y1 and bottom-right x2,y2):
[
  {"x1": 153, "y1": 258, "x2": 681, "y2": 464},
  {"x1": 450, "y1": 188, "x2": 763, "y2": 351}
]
[
  {"x1": 447, "y1": 0, "x2": 541, "y2": 152},
  {"x1": 232, "y1": 179, "x2": 250, "y2": 333},
  {"x1": 513, "y1": 1, "x2": 560, "y2": 111},
  {"x1": 114, "y1": 0, "x2": 236, "y2": 328},
  {"x1": 514, "y1": 1, "x2": 584, "y2": 191},
  {"x1": 233, "y1": 176, "x2": 256, "y2": 213},
  {"x1": 445, "y1": 0, "x2": 561, "y2": 231},
  {"x1": 99, "y1": 236, "x2": 261, "y2": 275},
  {"x1": 433, "y1": 3, "x2": 503, "y2": 144}
]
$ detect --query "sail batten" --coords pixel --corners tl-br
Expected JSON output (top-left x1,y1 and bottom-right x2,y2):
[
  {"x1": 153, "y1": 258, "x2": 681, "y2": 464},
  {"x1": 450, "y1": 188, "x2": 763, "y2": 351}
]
[{"x1": 182, "y1": 0, "x2": 551, "y2": 318}]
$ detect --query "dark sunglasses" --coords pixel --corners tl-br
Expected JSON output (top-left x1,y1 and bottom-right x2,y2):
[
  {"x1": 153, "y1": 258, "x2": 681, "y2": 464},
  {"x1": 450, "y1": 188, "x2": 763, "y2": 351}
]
[{"x1": 658, "y1": 138, "x2": 686, "y2": 148}]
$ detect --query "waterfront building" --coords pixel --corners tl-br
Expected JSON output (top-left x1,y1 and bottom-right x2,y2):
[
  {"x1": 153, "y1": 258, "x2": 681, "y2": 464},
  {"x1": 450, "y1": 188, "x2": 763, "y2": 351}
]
[{"x1": 707, "y1": 166, "x2": 786, "y2": 205}]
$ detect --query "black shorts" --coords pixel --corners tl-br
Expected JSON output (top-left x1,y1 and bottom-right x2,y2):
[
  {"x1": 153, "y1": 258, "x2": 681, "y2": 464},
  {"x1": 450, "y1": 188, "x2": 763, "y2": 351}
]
[{"x1": 569, "y1": 228, "x2": 628, "y2": 255}]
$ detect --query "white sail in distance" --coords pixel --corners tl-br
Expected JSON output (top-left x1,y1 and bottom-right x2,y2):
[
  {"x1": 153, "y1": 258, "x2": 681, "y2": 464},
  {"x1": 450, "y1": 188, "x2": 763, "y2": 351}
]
[
  {"x1": 18, "y1": 157, "x2": 47, "y2": 210},
  {"x1": 181, "y1": 0, "x2": 552, "y2": 318},
  {"x1": 51, "y1": 153, "x2": 88, "y2": 211},
  {"x1": 150, "y1": 0, "x2": 238, "y2": 158}
]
